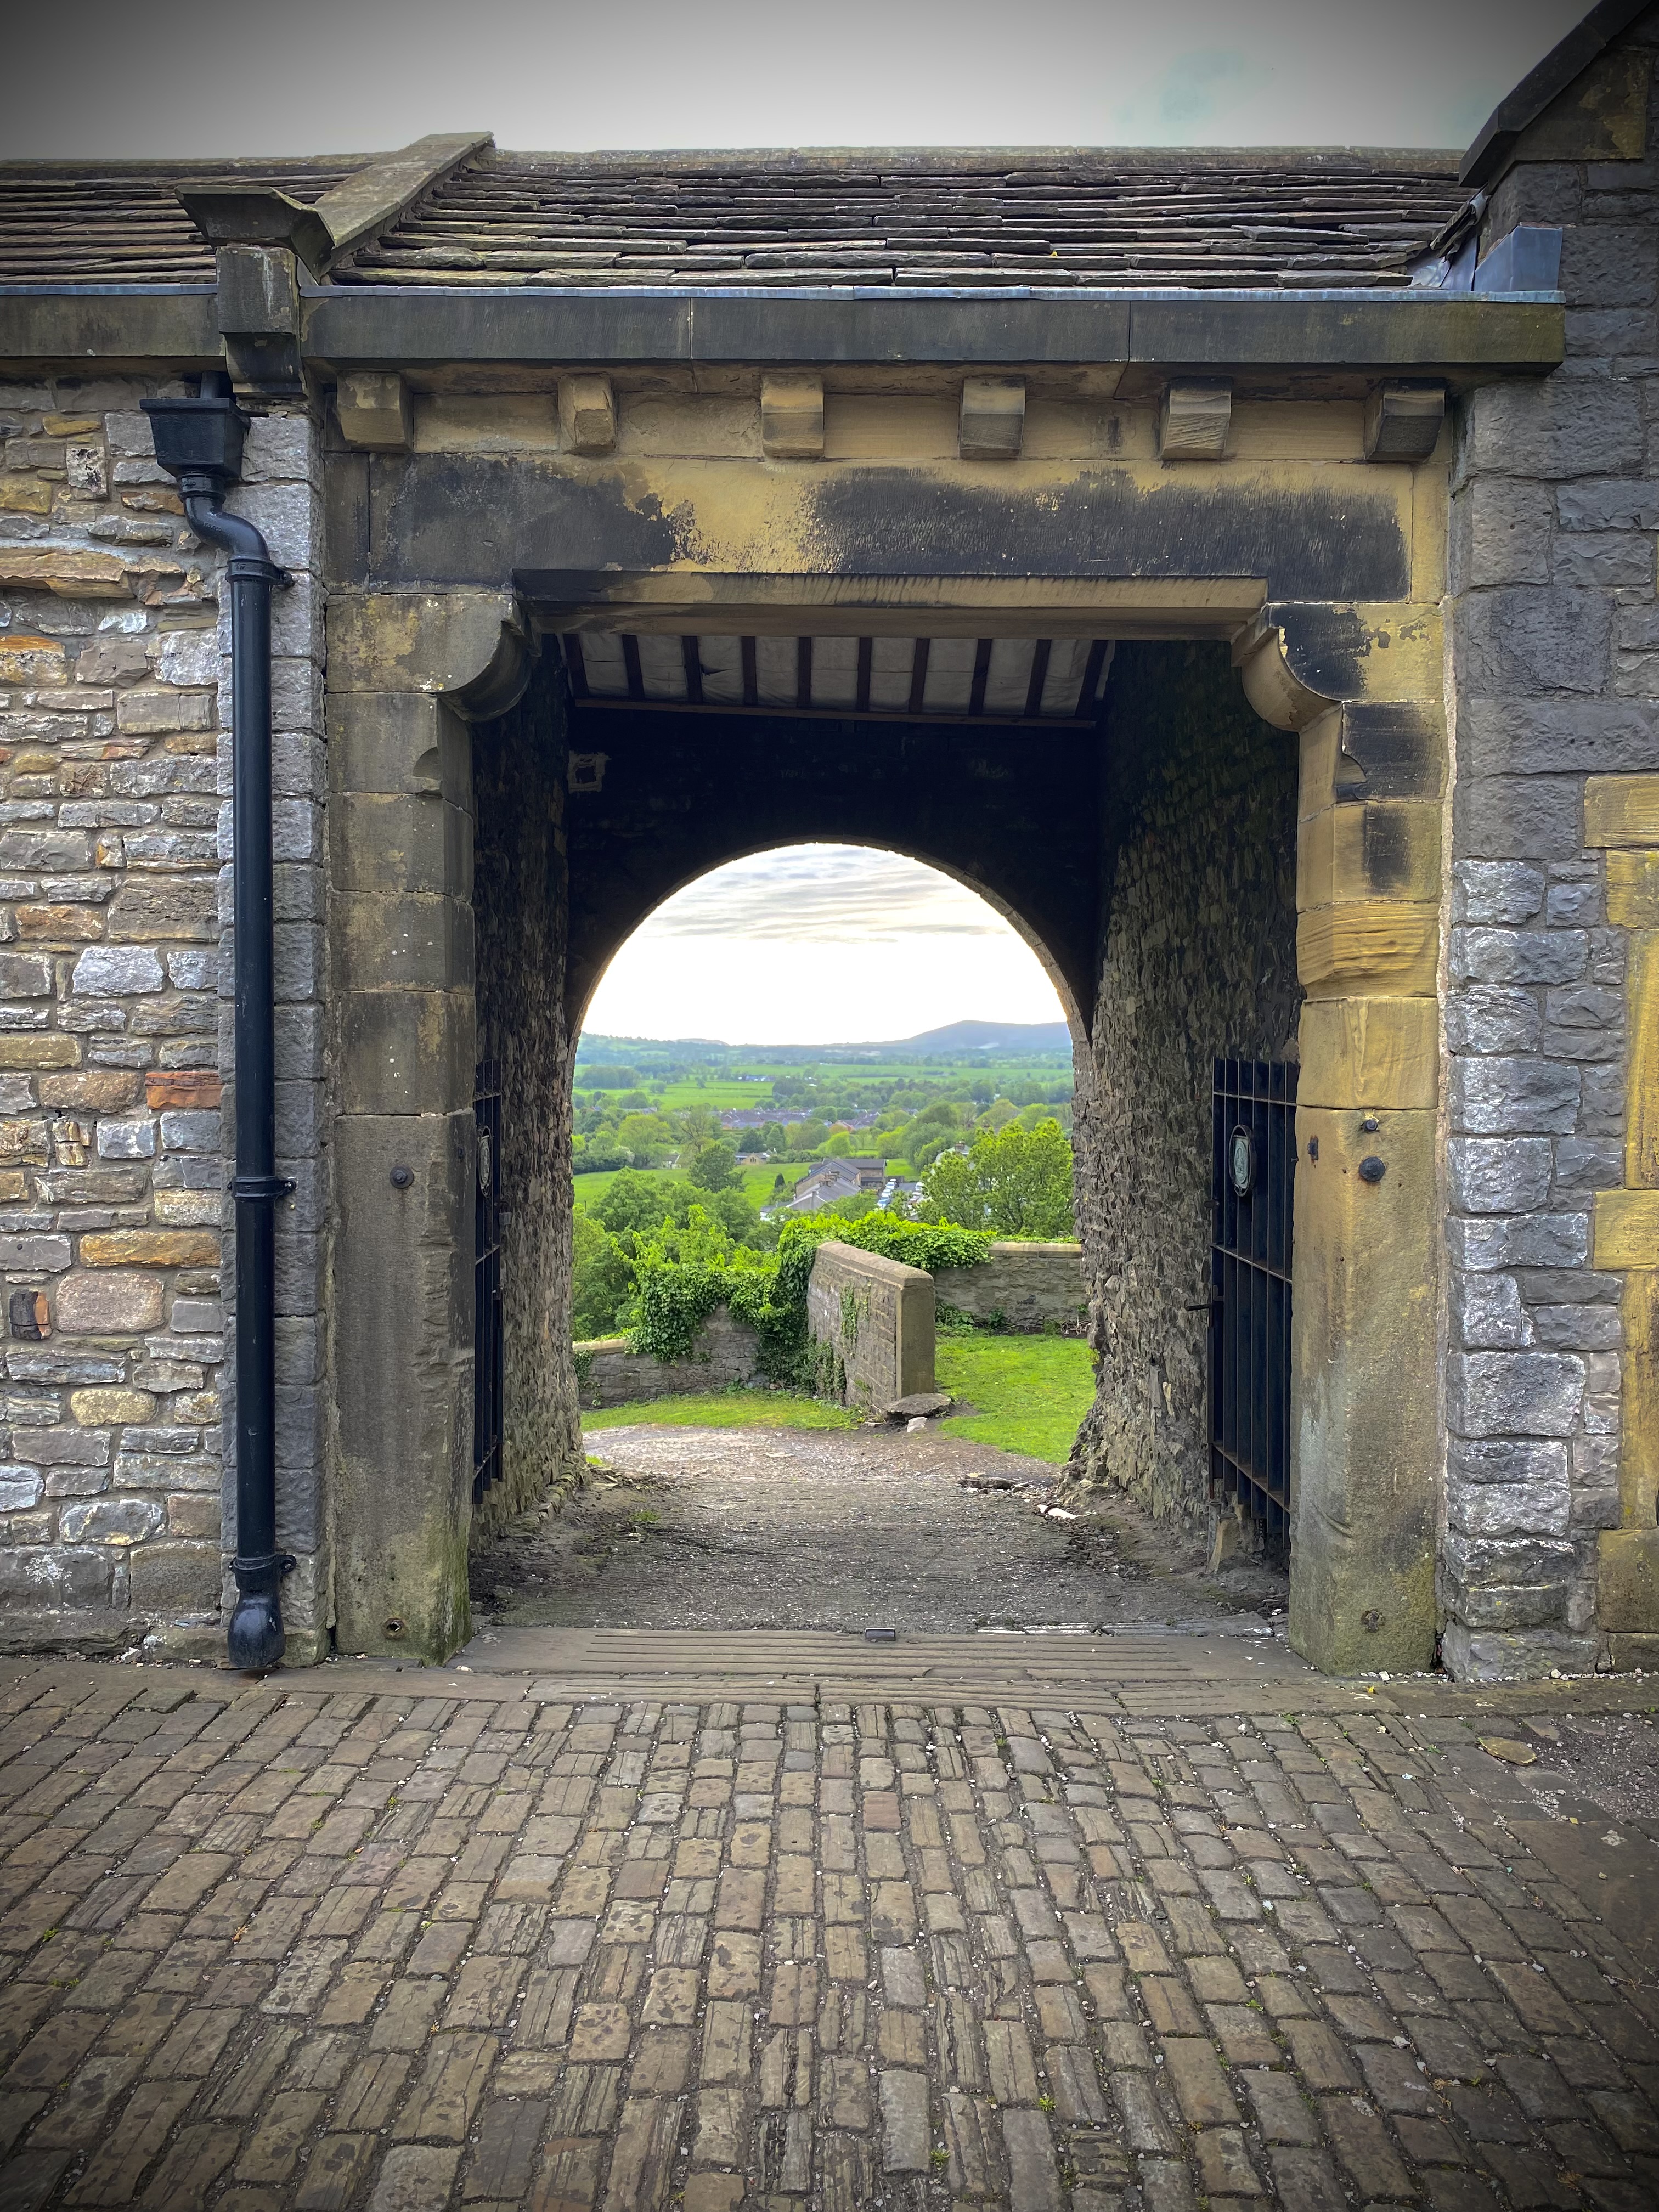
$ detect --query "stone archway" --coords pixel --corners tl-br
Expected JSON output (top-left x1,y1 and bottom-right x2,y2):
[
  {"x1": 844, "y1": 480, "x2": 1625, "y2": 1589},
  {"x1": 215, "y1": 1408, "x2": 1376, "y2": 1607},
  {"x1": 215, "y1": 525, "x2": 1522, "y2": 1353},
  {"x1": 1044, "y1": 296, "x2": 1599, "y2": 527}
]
[{"x1": 327, "y1": 567, "x2": 1444, "y2": 1677}]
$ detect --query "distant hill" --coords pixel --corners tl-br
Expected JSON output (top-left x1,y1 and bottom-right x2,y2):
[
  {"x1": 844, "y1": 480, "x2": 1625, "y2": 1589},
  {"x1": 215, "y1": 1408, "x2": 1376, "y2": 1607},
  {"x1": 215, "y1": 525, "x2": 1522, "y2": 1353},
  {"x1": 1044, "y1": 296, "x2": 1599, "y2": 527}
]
[
  {"x1": 884, "y1": 1020, "x2": 1071, "y2": 1054},
  {"x1": 577, "y1": 1019, "x2": 1072, "y2": 1059}
]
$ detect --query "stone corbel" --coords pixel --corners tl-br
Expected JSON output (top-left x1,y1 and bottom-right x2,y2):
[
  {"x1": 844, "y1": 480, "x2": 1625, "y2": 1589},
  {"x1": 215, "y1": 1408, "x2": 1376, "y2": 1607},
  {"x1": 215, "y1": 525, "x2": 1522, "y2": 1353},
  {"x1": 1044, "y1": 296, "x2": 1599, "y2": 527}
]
[
  {"x1": 1232, "y1": 609, "x2": 1338, "y2": 732},
  {"x1": 330, "y1": 591, "x2": 532, "y2": 720},
  {"x1": 216, "y1": 245, "x2": 306, "y2": 398}
]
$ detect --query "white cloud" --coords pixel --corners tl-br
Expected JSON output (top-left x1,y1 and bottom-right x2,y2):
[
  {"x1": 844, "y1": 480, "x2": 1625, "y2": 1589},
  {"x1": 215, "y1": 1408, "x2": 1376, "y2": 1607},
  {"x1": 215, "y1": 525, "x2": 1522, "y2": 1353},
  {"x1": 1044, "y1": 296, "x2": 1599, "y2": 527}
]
[{"x1": 584, "y1": 844, "x2": 1065, "y2": 1044}]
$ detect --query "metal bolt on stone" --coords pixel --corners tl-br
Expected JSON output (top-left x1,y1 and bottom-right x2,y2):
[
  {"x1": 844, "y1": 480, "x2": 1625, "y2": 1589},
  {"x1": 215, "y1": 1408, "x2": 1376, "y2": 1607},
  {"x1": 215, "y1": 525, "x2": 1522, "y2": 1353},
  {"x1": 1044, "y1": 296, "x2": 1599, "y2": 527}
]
[{"x1": 142, "y1": 373, "x2": 295, "y2": 1671}]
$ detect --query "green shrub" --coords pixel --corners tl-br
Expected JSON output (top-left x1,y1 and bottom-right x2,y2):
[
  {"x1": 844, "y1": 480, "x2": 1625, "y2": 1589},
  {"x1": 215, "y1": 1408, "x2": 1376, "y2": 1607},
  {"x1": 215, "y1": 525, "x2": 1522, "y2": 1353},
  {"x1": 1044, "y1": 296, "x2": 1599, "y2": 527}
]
[
  {"x1": 916, "y1": 1118, "x2": 1075, "y2": 1239},
  {"x1": 626, "y1": 1205, "x2": 774, "y2": 1362},
  {"x1": 579, "y1": 1194, "x2": 995, "y2": 1393},
  {"x1": 571, "y1": 1211, "x2": 632, "y2": 1338}
]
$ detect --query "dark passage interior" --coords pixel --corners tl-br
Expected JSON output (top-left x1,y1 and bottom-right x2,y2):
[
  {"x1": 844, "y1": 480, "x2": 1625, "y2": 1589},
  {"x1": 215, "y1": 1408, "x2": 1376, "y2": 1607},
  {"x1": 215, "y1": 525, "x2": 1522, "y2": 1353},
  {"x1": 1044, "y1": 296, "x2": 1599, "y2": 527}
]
[{"x1": 467, "y1": 634, "x2": 1301, "y2": 1579}]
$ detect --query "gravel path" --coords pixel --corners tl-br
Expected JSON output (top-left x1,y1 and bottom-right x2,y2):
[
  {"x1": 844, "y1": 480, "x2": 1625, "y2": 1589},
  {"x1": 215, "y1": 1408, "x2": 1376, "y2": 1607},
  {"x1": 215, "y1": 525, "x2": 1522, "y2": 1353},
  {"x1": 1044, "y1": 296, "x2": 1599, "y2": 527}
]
[{"x1": 469, "y1": 1421, "x2": 1287, "y2": 1635}]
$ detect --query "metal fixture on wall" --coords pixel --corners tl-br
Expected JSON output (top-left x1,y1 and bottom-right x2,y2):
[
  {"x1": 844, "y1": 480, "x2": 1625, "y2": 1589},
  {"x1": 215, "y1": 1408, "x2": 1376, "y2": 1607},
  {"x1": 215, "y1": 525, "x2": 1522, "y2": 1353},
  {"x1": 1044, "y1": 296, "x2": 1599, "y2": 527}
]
[{"x1": 143, "y1": 373, "x2": 294, "y2": 1671}]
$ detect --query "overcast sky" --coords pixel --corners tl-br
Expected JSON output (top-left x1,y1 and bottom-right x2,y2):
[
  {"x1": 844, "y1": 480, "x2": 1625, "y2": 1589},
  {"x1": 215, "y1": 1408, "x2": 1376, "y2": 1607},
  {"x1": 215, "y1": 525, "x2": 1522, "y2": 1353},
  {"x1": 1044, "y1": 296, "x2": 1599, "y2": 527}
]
[
  {"x1": 583, "y1": 847, "x2": 1066, "y2": 1046},
  {"x1": 22, "y1": 0, "x2": 1579, "y2": 157}
]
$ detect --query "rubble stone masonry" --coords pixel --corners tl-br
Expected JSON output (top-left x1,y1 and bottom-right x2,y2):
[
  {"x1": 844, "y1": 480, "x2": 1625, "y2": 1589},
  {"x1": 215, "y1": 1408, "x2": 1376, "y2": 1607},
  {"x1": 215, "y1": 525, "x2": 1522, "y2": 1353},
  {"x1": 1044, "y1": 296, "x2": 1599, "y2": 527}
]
[{"x1": 0, "y1": 379, "x2": 325, "y2": 1655}]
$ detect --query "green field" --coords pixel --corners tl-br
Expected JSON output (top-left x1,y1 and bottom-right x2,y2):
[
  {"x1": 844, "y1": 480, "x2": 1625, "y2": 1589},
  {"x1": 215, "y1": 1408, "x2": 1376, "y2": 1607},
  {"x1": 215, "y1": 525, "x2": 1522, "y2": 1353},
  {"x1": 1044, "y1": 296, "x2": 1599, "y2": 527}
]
[
  {"x1": 937, "y1": 1334, "x2": 1095, "y2": 1465},
  {"x1": 583, "y1": 1389, "x2": 860, "y2": 1435},
  {"x1": 573, "y1": 1163, "x2": 803, "y2": 1212},
  {"x1": 648, "y1": 1081, "x2": 776, "y2": 1108},
  {"x1": 577, "y1": 1334, "x2": 1095, "y2": 1464}
]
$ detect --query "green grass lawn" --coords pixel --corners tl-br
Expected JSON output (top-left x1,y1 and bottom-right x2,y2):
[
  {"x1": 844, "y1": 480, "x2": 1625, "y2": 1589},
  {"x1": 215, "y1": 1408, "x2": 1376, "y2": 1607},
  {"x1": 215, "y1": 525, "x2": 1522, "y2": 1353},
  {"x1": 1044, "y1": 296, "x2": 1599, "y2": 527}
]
[
  {"x1": 578, "y1": 1335, "x2": 1094, "y2": 1463},
  {"x1": 936, "y1": 1333, "x2": 1095, "y2": 1465},
  {"x1": 583, "y1": 1389, "x2": 860, "y2": 1434}
]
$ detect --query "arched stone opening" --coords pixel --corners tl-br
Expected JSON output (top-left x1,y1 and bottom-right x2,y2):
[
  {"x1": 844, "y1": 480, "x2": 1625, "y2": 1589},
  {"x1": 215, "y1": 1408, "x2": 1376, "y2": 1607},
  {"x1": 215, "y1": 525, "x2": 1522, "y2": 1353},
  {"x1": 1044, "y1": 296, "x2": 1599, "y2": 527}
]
[
  {"x1": 461, "y1": 633, "x2": 1306, "y2": 1573},
  {"x1": 330, "y1": 584, "x2": 1446, "y2": 1678}
]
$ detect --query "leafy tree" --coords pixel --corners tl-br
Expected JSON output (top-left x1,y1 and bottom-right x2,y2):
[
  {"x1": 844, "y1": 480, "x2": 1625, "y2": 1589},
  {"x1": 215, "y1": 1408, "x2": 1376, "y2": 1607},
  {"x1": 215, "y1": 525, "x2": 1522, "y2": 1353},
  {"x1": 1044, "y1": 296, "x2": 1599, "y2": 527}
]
[
  {"x1": 793, "y1": 1119, "x2": 828, "y2": 1154},
  {"x1": 916, "y1": 1118, "x2": 1075, "y2": 1239},
  {"x1": 688, "y1": 1138, "x2": 740, "y2": 1192},
  {"x1": 899, "y1": 1099, "x2": 961, "y2": 1170},
  {"x1": 978, "y1": 1098, "x2": 1019, "y2": 1131},
  {"x1": 616, "y1": 1111, "x2": 675, "y2": 1164},
  {"x1": 823, "y1": 1130, "x2": 853, "y2": 1158},
  {"x1": 592, "y1": 1169, "x2": 698, "y2": 1238},
  {"x1": 675, "y1": 1105, "x2": 722, "y2": 1145},
  {"x1": 575, "y1": 1139, "x2": 634, "y2": 1174},
  {"x1": 734, "y1": 1126, "x2": 768, "y2": 1154},
  {"x1": 571, "y1": 1211, "x2": 631, "y2": 1337},
  {"x1": 759, "y1": 1121, "x2": 788, "y2": 1153},
  {"x1": 707, "y1": 1185, "x2": 763, "y2": 1243},
  {"x1": 1015, "y1": 1099, "x2": 1071, "y2": 1135}
]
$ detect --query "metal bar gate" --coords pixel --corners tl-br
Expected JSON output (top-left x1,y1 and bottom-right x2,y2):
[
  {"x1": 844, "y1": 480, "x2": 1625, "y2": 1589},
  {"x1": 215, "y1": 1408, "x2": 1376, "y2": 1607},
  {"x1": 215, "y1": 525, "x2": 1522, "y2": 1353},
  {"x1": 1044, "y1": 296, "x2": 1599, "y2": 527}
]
[
  {"x1": 473, "y1": 1059, "x2": 504, "y2": 1503},
  {"x1": 1210, "y1": 1057, "x2": 1296, "y2": 1548}
]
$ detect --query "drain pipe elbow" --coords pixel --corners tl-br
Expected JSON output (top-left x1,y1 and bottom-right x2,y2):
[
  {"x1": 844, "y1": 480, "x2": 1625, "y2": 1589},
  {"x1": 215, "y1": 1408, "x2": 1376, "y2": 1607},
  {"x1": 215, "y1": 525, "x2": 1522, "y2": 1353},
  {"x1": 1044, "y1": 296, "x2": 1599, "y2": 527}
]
[{"x1": 142, "y1": 380, "x2": 293, "y2": 1671}]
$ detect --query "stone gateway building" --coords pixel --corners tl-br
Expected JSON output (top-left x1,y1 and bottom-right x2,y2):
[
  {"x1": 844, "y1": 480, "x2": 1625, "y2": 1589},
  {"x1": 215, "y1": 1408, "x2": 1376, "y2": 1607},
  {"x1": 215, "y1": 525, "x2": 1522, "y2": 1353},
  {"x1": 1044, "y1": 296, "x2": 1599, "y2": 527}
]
[{"x1": 0, "y1": 0, "x2": 1656, "y2": 1681}]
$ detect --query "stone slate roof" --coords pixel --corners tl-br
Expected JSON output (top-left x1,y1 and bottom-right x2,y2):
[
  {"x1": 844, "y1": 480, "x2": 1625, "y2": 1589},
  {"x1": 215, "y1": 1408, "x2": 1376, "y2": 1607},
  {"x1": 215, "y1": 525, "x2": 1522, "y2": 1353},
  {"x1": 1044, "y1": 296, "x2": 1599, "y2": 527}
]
[
  {"x1": 0, "y1": 160, "x2": 365, "y2": 285},
  {"x1": 0, "y1": 148, "x2": 1470, "y2": 291}
]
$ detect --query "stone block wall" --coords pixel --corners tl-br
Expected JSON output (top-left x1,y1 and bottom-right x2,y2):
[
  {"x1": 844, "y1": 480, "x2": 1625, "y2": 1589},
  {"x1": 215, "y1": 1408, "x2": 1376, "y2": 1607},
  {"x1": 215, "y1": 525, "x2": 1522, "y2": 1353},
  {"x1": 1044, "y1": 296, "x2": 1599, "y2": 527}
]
[
  {"x1": 574, "y1": 1308, "x2": 763, "y2": 1409},
  {"x1": 932, "y1": 1242, "x2": 1086, "y2": 1331},
  {"x1": 806, "y1": 1241, "x2": 935, "y2": 1409},
  {"x1": 1070, "y1": 642, "x2": 1301, "y2": 1532},
  {"x1": 1444, "y1": 14, "x2": 1659, "y2": 1678},
  {"x1": 0, "y1": 377, "x2": 324, "y2": 1652}
]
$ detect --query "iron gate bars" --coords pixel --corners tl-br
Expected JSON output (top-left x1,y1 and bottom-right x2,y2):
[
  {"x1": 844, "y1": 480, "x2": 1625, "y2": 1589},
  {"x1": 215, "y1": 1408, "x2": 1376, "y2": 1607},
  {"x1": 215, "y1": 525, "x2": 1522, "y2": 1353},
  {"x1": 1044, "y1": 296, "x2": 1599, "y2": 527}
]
[
  {"x1": 1210, "y1": 1057, "x2": 1297, "y2": 1547},
  {"x1": 473, "y1": 1060, "x2": 504, "y2": 1504}
]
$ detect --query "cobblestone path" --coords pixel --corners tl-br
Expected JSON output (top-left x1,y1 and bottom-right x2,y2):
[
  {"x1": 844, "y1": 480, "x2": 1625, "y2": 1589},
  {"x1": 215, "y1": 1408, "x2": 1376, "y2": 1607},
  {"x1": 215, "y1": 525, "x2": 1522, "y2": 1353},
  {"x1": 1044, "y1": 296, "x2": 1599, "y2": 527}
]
[{"x1": 0, "y1": 1656, "x2": 1655, "y2": 2210}]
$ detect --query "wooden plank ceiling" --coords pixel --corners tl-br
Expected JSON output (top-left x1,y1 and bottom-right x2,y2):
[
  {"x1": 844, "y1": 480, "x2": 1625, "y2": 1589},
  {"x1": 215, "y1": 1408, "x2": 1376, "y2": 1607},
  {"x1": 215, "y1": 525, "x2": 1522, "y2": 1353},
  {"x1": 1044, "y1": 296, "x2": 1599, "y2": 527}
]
[{"x1": 560, "y1": 633, "x2": 1113, "y2": 724}]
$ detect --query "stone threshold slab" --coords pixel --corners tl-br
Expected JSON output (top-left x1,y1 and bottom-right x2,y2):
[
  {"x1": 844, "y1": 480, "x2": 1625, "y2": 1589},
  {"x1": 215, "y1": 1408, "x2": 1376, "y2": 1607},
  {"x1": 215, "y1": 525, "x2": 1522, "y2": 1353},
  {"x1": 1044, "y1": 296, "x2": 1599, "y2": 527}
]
[{"x1": 4, "y1": 1641, "x2": 1650, "y2": 1723}]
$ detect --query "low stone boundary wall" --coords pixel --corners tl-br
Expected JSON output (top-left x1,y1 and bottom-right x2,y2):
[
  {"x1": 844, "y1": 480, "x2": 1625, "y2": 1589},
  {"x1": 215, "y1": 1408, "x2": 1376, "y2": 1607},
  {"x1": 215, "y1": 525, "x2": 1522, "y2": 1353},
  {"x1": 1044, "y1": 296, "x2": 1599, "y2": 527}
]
[
  {"x1": 806, "y1": 1242, "x2": 934, "y2": 1408},
  {"x1": 933, "y1": 1240, "x2": 1086, "y2": 1330},
  {"x1": 574, "y1": 1307, "x2": 761, "y2": 1409}
]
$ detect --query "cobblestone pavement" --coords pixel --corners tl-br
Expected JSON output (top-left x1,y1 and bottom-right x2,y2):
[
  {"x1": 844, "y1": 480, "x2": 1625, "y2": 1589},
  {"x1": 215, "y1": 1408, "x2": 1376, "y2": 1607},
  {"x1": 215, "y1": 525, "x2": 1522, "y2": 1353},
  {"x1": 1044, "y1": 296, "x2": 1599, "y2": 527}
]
[{"x1": 0, "y1": 1655, "x2": 1656, "y2": 2211}]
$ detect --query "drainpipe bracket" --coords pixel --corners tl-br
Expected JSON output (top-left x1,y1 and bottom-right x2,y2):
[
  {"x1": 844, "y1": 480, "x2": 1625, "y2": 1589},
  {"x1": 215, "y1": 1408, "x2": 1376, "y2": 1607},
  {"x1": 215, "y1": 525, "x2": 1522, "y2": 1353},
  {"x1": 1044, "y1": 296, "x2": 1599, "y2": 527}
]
[
  {"x1": 230, "y1": 1174, "x2": 296, "y2": 1202},
  {"x1": 233, "y1": 1550, "x2": 296, "y2": 1585}
]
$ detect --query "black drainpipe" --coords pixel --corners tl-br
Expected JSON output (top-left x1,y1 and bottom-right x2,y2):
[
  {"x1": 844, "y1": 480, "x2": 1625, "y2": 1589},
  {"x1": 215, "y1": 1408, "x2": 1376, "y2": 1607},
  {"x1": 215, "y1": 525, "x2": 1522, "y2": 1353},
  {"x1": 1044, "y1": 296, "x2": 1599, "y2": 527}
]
[{"x1": 143, "y1": 373, "x2": 294, "y2": 1669}]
